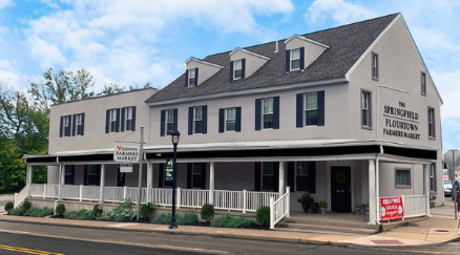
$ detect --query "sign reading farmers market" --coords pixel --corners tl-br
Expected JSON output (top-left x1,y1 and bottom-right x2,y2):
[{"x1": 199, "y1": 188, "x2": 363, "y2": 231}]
[
  {"x1": 165, "y1": 158, "x2": 173, "y2": 182},
  {"x1": 382, "y1": 102, "x2": 420, "y2": 140},
  {"x1": 380, "y1": 196, "x2": 404, "y2": 221},
  {"x1": 114, "y1": 144, "x2": 140, "y2": 163}
]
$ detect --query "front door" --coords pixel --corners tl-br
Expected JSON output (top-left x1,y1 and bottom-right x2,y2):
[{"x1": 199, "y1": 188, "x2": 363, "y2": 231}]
[
  {"x1": 331, "y1": 166, "x2": 351, "y2": 213},
  {"x1": 117, "y1": 168, "x2": 126, "y2": 187}
]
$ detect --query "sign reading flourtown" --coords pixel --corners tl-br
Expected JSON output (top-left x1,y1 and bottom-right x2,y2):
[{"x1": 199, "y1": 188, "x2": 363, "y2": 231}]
[
  {"x1": 382, "y1": 102, "x2": 420, "y2": 140},
  {"x1": 380, "y1": 196, "x2": 404, "y2": 221},
  {"x1": 165, "y1": 158, "x2": 173, "y2": 182},
  {"x1": 114, "y1": 144, "x2": 140, "y2": 163}
]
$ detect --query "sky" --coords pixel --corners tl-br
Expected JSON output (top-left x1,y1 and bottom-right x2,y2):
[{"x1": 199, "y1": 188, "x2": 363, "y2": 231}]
[{"x1": 0, "y1": 0, "x2": 459, "y2": 152}]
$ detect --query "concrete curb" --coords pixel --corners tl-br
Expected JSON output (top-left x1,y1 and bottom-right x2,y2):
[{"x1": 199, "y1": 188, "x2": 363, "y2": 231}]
[{"x1": 0, "y1": 216, "x2": 458, "y2": 247}]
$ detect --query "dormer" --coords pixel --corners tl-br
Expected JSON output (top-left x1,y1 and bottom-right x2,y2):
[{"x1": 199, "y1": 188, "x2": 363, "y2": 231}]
[
  {"x1": 229, "y1": 48, "x2": 270, "y2": 82},
  {"x1": 284, "y1": 34, "x2": 329, "y2": 72},
  {"x1": 185, "y1": 57, "x2": 223, "y2": 87}
]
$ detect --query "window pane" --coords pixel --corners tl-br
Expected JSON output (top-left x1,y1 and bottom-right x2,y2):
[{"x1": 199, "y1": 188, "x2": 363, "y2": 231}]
[
  {"x1": 226, "y1": 122, "x2": 235, "y2": 131},
  {"x1": 193, "y1": 164, "x2": 202, "y2": 174},
  {"x1": 195, "y1": 121, "x2": 202, "y2": 133},
  {"x1": 235, "y1": 60, "x2": 242, "y2": 70},
  {"x1": 127, "y1": 107, "x2": 132, "y2": 120},
  {"x1": 167, "y1": 110, "x2": 174, "y2": 123},
  {"x1": 194, "y1": 107, "x2": 202, "y2": 121},
  {"x1": 235, "y1": 70, "x2": 242, "y2": 79},
  {"x1": 193, "y1": 175, "x2": 201, "y2": 188},
  {"x1": 167, "y1": 123, "x2": 174, "y2": 132},
  {"x1": 297, "y1": 176, "x2": 309, "y2": 192},
  {"x1": 263, "y1": 176, "x2": 274, "y2": 190},
  {"x1": 263, "y1": 162, "x2": 274, "y2": 174},
  {"x1": 291, "y1": 59, "x2": 300, "y2": 69},
  {"x1": 305, "y1": 93, "x2": 317, "y2": 110},
  {"x1": 189, "y1": 69, "x2": 195, "y2": 78},
  {"x1": 296, "y1": 162, "x2": 309, "y2": 175},
  {"x1": 126, "y1": 120, "x2": 133, "y2": 131},
  {"x1": 292, "y1": 49, "x2": 300, "y2": 60},
  {"x1": 362, "y1": 93, "x2": 368, "y2": 109},
  {"x1": 396, "y1": 170, "x2": 410, "y2": 186},
  {"x1": 263, "y1": 114, "x2": 273, "y2": 129},
  {"x1": 110, "y1": 110, "x2": 117, "y2": 121},
  {"x1": 306, "y1": 110, "x2": 317, "y2": 126},
  {"x1": 263, "y1": 98, "x2": 273, "y2": 113},
  {"x1": 227, "y1": 108, "x2": 236, "y2": 121}
]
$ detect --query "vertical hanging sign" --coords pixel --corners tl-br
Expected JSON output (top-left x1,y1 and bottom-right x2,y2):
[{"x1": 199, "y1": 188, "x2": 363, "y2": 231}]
[
  {"x1": 380, "y1": 196, "x2": 404, "y2": 221},
  {"x1": 165, "y1": 158, "x2": 173, "y2": 182}
]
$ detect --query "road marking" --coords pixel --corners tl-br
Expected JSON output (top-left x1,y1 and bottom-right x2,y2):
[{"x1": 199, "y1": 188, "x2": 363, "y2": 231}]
[{"x1": 0, "y1": 244, "x2": 65, "y2": 255}]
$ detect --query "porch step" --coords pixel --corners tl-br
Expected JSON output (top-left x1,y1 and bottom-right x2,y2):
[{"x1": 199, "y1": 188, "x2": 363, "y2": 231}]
[{"x1": 276, "y1": 222, "x2": 378, "y2": 235}]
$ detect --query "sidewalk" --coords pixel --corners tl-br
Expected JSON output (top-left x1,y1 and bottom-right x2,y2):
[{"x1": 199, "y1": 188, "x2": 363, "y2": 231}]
[{"x1": 1, "y1": 212, "x2": 459, "y2": 247}]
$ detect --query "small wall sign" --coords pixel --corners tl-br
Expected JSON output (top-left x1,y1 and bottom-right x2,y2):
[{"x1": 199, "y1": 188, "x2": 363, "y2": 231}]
[{"x1": 120, "y1": 164, "x2": 133, "y2": 173}]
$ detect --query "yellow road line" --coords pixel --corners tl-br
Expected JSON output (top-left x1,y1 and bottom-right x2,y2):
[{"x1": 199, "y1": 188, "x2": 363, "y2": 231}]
[{"x1": 0, "y1": 244, "x2": 65, "y2": 255}]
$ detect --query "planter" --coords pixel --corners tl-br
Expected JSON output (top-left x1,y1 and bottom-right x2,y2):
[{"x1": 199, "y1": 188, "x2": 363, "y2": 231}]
[
  {"x1": 355, "y1": 205, "x2": 361, "y2": 214},
  {"x1": 320, "y1": 207, "x2": 326, "y2": 214},
  {"x1": 301, "y1": 202, "x2": 311, "y2": 212},
  {"x1": 310, "y1": 202, "x2": 319, "y2": 213}
]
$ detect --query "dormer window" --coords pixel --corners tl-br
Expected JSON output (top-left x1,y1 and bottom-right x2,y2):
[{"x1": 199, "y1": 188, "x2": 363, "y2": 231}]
[
  {"x1": 291, "y1": 49, "x2": 301, "y2": 70},
  {"x1": 185, "y1": 68, "x2": 198, "y2": 87},
  {"x1": 234, "y1": 60, "x2": 243, "y2": 80}
]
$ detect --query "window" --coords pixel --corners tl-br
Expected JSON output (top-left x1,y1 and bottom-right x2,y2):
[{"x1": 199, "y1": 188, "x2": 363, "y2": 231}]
[
  {"x1": 64, "y1": 165, "x2": 75, "y2": 185},
  {"x1": 263, "y1": 98, "x2": 274, "y2": 129},
  {"x1": 188, "y1": 69, "x2": 197, "y2": 87},
  {"x1": 395, "y1": 169, "x2": 411, "y2": 188},
  {"x1": 428, "y1": 107, "x2": 435, "y2": 139},
  {"x1": 125, "y1": 107, "x2": 134, "y2": 131},
  {"x1": 86, "y1": 165, "x2": 100, "y2": 186},
  {"x1": 430, "y1": 163, "x2": 437, "y2": 192},
  {"x1": 110, "y1": 109, "x2": 118, "y2": 132},
  {"x1": 192, "y1": 163, "x2": 203, "y2": 189},
  {"x1": 166, "y1": 109, "x2": 175, "y2": 134},
  {"x1": 226, "y1": 108, "x2": 236, "y2": 131},
  {"x1": 361, "y1": 90, "x2": 371, "y2": 128},
  {"x1": 194, "y1": 106, "x2": 203, "y2": 133},
  {"x1": 421, "y1": 72, "x2": 427, "y2": 96},
  {"x1": 75, "y1": 113, "x2": 84, "y2": 135},
  {"x1": 305, "y1": 92, "x2": 318, "y2": 126},
  {"x1": 262, "y1": 162, "x2": 274, "y2": 191},
  {"x1": 233, "y1": 60, "x2": 243, "y2": 80},
  {"x1": 372, "y1": 53, "x2": 378, "y2": 80},
  {"x1": 291, "y1": 48, "x2": 301, "y2": 70},
  {"x1": 63, "y1": 115, "x2": 71, "y2": 136}
]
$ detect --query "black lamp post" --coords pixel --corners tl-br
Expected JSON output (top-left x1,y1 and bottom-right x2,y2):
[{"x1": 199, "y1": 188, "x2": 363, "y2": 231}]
[{"x1": 169, "y1": 130, "x2": 180, "y2": 229}]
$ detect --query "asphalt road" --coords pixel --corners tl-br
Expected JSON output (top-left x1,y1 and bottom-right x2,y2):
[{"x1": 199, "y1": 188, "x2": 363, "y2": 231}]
[{"x1": 0, "y1": 221, "x2": 459, "y2": 254}]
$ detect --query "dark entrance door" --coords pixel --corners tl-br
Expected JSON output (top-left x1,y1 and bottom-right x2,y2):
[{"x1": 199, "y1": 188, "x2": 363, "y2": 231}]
[
  {"x1": 117, "y1": 169, "x2": 126, "y2": 187},
  {"x1": 331, "y1": 166, "x2": 351, "y2": 213}
]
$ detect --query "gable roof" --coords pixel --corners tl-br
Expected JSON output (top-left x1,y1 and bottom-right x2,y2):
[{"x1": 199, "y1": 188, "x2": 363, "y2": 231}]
[{"x1": 146, "y1": 13, "x2": 399, "y2": 104}]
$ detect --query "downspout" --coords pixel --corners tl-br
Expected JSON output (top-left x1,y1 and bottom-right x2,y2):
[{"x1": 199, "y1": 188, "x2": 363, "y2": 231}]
[{"x1": 375, "y1": 145, "x2": 384, "y2": 225}]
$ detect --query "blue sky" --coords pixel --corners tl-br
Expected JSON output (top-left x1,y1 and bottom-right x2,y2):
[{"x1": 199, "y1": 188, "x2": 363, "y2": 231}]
[{"x1": 0, "y1": 0, "x2": 459, "y2": 152}]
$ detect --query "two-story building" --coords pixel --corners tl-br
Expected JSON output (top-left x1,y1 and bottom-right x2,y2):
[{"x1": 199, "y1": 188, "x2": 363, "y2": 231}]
[{"x1": 22, "y1": 13, "x2": 442, "y2": 227}]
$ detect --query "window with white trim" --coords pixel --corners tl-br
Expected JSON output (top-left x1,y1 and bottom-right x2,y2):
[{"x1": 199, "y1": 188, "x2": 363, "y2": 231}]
[
  {"x1": 421, "y1": 72, "x2": 427, "y2": 96},
  {"x1": 305, "y1": 92, "x2": 318, "y2": 126},
  {"x1": 372, "y1": 53, "x2": 378, "y2": 80},
  {"x1": 188, "y1": 69, "x2": 196, "y2": 87},
  {"x1": 126, "y1": 107, "x2": 134, "y2": 131},
  {"x1": 263, "y1": 98, "x2": 274, "y2": 129},
  {"x1": 428, "y1": 107, "x2": 435, "y2": 139},
  {"x1": 226, "y1": 108, "x2": 236, "y2": 131},
  {"x1": 430, "y1": 163, "x2": 437, "y2": 192},
  {"x1": 76, "y1": 113, "x2": 83, "y2": 135},
  {"x1": 64, "y1": 115, "x2": 71, "y2": 136},
  {"x1": 166, "y1": 109, "x2": 175, "y2": 134},
  {"x1": 291, "y1": 48, "x2": 301, "y2": 70},
  {"x1": 110, "y1": 109, "x2": 118, "y2": 132},
  {"x1": 361, "y1": 90, "x2": 371, "y2": 128},
  {"x1": 194, "y1": 106, "x2": 203, "y2": 133},
  {"x1": 296, "y1": 162, "x2": 310, "y2": 192},
  {"x1": 233, "y1": 60, "x2": 242, "y2": 80},
  {"x1": 395, "y1": 169, "x2": 411, "y2": 188},
  {"x1": 262, "y1": 162, "x2": 274, "y2": 191},
  {"x1": 192, "y1": 163, "x2": 203, "y2": 189}
]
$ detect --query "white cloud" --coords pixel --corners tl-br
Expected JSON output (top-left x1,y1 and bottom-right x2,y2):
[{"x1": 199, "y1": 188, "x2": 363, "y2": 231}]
[
  {"x1": 28, "y1": 36, "x2": 68, "y2": 68},
  {"x1": 304, "y1": 0, "x2": 378, "y2": 25},
  {"x1": 0, "y1": 0, "x2": 11, "y2": 10}
]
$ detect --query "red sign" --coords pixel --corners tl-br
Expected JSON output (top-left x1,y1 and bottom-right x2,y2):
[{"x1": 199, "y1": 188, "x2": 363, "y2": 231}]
[{"x1": 380, "y1": 196, "x2": 404, "y2": 221}]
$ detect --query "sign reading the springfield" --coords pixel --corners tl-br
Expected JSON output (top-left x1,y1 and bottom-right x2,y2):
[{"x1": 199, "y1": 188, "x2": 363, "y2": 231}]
[
  {"x1": 114, "y1": 144, "x2": 140, "y2": 163},
  {"x1": 382, "y1": 103, "x2": 420, "y2": 140}
]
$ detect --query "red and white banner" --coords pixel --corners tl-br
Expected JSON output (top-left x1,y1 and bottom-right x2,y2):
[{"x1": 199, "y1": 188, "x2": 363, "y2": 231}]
[{"x1": 380, "y1": 196, "x2": 404, "y2": 221}]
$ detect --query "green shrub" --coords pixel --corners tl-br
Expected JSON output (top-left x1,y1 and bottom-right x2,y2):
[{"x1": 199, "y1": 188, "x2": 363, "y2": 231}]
[
  {"x1": 23, "y1": 208, "x2": 53, "y2": 217},
  {"x1": 91, "y1": 204, "x2": 103, "y2": 218},
  {"x1": 200, "y1": 204, "x2": 214, "y2": 223},
  {"x1": 152, "y1": 213, "x2": 171, "y2": 224},
  {"x1": 21, "y1": 201, "x2": 32, "y2": 212},
  {"x1": 64, "y1": 211, "x2": 79, "y2": 219},
  {"x1": 141, "y1": 203, "x2": 155, "y2": 221},
  {"x1": 9, "y1": 208, "x2": 23, "y2": 216},
  {"x1": 177, "y1": 213, "x2": 198, "y2": 225},
  {"x1": 256, "y1": 206, "x2": 270, "y2": 226},
  {"x1": 25, "y1": 208, "x2": 40, "y2": 216},
  {"x1": 55, "y1": 204, "x2": 66, "y2": 215},
  {"x1": 96, "y1": 200, "x2": 136, "y2": 222},
  {"x1": 4, "y1": 202, "x2": 14, "y2": 212},
  {"x1": 211, "y1": 214, "x2": 255, "y2": 228},
  {"x1": 78, "y1": 209, "x2": 92, "y2": 220}
]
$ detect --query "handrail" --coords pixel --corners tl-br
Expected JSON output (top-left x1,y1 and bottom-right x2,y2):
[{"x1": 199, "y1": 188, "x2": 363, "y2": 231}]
[{"x1": 270, "y1": 187, "x2": 290, "y2": 229}]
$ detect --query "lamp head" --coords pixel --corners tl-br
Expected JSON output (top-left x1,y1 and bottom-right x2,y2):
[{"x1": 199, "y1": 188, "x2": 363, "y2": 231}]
[{"x1": 171, "y1": 130, "x2": 180, "y2": 145}]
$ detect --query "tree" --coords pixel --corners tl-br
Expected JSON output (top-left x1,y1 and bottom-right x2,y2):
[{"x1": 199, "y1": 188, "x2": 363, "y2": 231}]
[{"x1": 98, "y1": 83, "x2": 125, "y2": 96}]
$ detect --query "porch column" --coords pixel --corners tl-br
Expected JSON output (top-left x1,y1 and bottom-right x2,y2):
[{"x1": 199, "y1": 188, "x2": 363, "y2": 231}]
[
  {"x1": 147, "y1": 163, "x2": 153, "y2": 203},
  {"x1": 279, "y1": 162, "x2": 285, "y2": 197},
  {"x1": 59, "y1": 164, "x2": 64, "y2": 199},
  {"x1": 375, "y1": 158, "x2": 380, "y2": 221},
  {"x1": 26, "y1": 164, "x2": 32, "y2": 197},
  {"x1": 368, "y1": 159, "x2": 376, "y2": 224},
  {"x1": 423, "y1": 164, "x2": 430, "y2": 216},
  {"x1": 209, "y1": 162, "x2": 215, "y2": 205},
  {"x1": 99, "y1": 164, "x2": 105, "y2": 203}
]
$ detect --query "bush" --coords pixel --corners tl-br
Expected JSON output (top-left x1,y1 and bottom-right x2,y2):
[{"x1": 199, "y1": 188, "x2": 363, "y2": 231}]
[
  {"x1": 79, "y1": 209, "x2": 92, "y2": 220},
  {"x1": 141, "y1": 203, "x2": 155, "y2": 221},
  {"x1": 152, "y1": 213, "x2": 171, "y2": 224},
  {"x1": 64, "y1": 211, "x2": 79, "y2": 219},
  {"x1": 24, "y1": 208, "x2": 54, "y2": 217},
  {"x1": 4, "y1": 202, "x2": 14, "y2": 212},
  {"x1": 96, "y1": 200, "x2": 136, "y2": 222},
  {"x1": 21, "y1": 201, "x2": 32, "y2": 212},
  {"x1": 201, "y1": 204, "x2": 214, "y2": 223},
  {"x1": 91, "y1": 204, "x2": 103, "y2": 218},
  {"x1": 25, "y1": 208, "x2": 40, "y2": 216},
  {"x1": 256, "y1": 206, "x2": 270, "y2": 226},
  {"x1": 177, "y1": 213, "x2": 198, "y2": 225},
  {"x1": 211, "y1": 214, "x2": 255, "y2": 228},
  {"x1": 55, "y1": 204, "x2": 66, "y2": 215},
  {"x1": 9, "y1": 208, "x2": 23, "y2": 216}
]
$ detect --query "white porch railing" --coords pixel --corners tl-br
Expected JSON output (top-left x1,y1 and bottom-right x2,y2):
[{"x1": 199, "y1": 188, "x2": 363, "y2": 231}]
[
  {"x1": 378, "y1": 195, "x2": 427, "y2": 221},
  {"x1": 269, "y1": 187, "x2": 290, "y2": 229},
  {"x1": 14, "y1": 185, "x2": 29, "y2": 208},
  {"x1": 27, "y1": 184, "x2": 279, "y2": 213}
]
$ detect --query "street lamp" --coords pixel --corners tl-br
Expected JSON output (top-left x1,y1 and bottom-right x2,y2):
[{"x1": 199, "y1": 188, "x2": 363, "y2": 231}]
[{"x1": 169, "y1": 130, "x2": 180, "y2": 229}]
